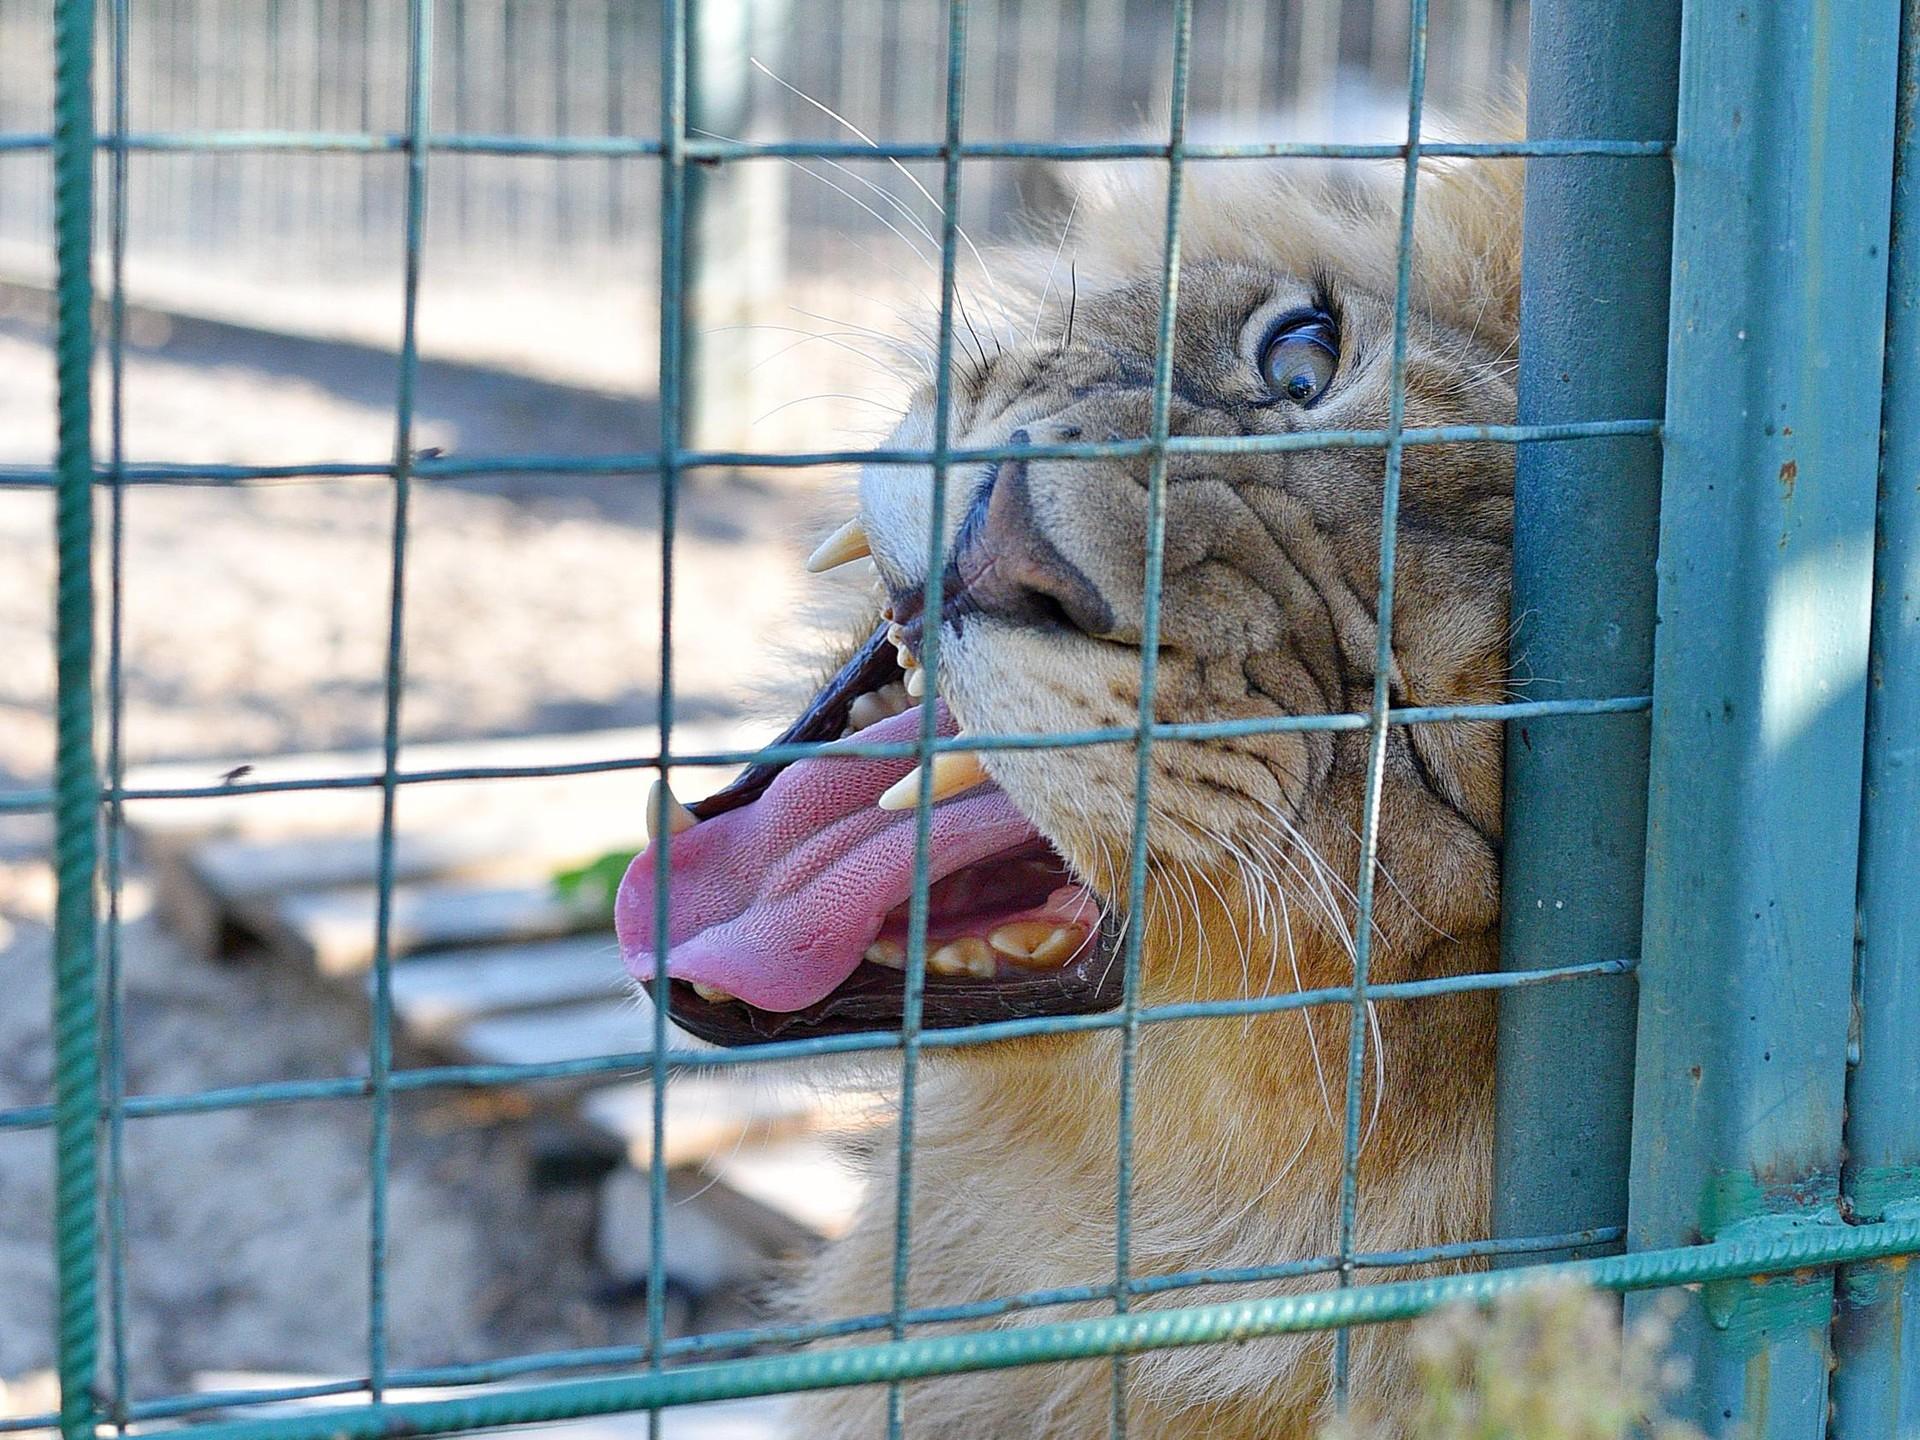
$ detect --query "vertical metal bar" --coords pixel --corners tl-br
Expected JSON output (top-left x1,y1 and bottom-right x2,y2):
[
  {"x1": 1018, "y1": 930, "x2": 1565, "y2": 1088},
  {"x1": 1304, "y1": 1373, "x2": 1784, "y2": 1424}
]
[
  {"x1": 1331, "y1": 0, "x2": 1427, "y2": 1404},
  {"x1": 1626, "y1": 0, "x2": 1901, "y2": 1432},
  {"x1": 885, "y1": 7, "x2": 968, "y2": 1434},
  {"x1": 1832, "y1": 1, "x2": 1920, "y2": 1430},
  {"x1": 101, "y1": 0, "x2": 135, "y2": 1422},
  {"x1": 367, "y1": 0, "x2": 435, "y2": 1400},
  {"x1": 1493, "y1": 0, "x2": 1678, "y2": 1260},
  {"x1": 648, "y1": 0, "x2": 689, "y2": 1435},
  {"x1": 49, "y1": 0, "x2": 100, "y2": 1435},
  {"x1": 1108, "y1": 5, "x2": 1192, "y2": 1434},
  {"x1": 683, "y1": 0, "x2": 787, "y2": 452}
]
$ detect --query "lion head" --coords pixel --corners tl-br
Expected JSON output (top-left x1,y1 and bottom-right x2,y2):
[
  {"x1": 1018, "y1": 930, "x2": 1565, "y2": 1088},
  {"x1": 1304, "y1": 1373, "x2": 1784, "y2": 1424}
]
[{"x1": 615, "y1": 155, "x2": 1519, "y2": 1046}]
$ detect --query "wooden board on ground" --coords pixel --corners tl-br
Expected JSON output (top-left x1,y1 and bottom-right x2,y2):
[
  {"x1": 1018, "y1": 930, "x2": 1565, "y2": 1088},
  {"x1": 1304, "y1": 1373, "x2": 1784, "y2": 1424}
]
[
  {"x1": 582, "y1": 1073, "x2": 888, "y2": 1172},
  {"x1": 124, "y1": 721, "x2": 766, "y2": 959},
  {"x1": 133, "y1": 720, "x2": 871, "y2": 1319},
  {"x1": 387, "y1": 936, "x2": 627, "y2": 1040}
]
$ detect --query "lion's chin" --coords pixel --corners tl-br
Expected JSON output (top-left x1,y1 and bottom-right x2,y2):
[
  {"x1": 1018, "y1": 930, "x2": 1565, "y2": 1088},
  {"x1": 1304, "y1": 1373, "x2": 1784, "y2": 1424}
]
[{"x1": 614, "y1": 620, "x2": 1122, "y2": 1047}]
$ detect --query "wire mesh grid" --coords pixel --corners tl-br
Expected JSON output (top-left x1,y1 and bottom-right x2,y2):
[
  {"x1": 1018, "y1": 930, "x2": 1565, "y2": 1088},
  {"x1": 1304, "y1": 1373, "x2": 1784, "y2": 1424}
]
[{"x1": 9, "y1": 0, "x2": 1920, "y2": 1437}]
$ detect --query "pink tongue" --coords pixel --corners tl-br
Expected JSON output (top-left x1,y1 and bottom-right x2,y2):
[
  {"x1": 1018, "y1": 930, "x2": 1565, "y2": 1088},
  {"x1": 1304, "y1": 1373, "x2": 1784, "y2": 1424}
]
[{"x1": 615, "y1": 704, "x2": 1042, "y2": 1011}]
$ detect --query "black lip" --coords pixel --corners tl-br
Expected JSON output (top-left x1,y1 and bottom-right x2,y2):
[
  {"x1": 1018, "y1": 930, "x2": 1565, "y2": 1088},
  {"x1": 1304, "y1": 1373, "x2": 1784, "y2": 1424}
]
[
  {"x1": 655, "y1": 614, "x2": 1122, "y2": 1049},
  {"x1": 664, "y1": 910, "x2": 1126, "y2": 1047},
  {"x1": 687, "y1": 621, "x2": 898, "y2": 825}
]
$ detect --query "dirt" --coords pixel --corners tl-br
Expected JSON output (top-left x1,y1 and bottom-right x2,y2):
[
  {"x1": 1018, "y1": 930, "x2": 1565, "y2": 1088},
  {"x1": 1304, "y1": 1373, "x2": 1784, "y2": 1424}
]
[{"x1": 0, "y1": 277, "x2": 886, "y2": 1419}]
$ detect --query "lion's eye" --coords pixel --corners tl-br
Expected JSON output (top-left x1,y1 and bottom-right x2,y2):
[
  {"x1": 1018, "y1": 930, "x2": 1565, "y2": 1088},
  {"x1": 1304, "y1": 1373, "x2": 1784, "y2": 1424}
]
[{"x1": 1259, "y1": 312, "x2": 1339, "y2": 407}]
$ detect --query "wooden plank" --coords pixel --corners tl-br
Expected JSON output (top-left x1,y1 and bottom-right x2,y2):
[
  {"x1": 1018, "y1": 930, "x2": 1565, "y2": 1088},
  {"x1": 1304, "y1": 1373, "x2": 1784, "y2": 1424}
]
[
  {"x1": 582, "y1": 1074, "x2": 889, "y2": 1170},
  {"x1": 442, "y1": 997, "x2": 650, "y2": 1071},
  {"x1": 386, "y1": 936, "x2": 627, "y2": 1042},
  {"x1": 236, "y1": 880, "x2": 605, "y2": 977},
  {"x1": 130, "y1": 720, "x2": 770, "y2": 961}
]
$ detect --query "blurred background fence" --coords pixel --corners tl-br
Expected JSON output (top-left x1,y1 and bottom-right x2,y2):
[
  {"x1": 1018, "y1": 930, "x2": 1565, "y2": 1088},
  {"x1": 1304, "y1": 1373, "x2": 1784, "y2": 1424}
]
[
  {"x1": 0, "y1": 0, "x2": 1524, "y2": 273},
  {"x1": 0, "y1": 0, "x2": 1524, "y2": 446}
]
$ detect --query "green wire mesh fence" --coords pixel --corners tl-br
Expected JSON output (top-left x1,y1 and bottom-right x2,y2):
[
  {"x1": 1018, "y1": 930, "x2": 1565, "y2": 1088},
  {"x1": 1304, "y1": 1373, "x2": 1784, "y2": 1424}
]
[{"x1": 5, "y1": 0, "x2": 1920, "y2": 1436}]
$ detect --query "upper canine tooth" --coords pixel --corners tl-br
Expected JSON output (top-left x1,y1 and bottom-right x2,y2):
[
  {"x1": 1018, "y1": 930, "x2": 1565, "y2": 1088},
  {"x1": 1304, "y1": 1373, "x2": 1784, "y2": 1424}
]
[
  {"x1": 805, "y1": 518, "x2": 872, "y2": 573},
  {"x1": 690, "y1": 982, "x2": 733, "y2": 1003},
  {"x1": 645, "y1": 778, "x2": 698, "y2": 843},
  {"x1": 876, "y1": 746, "x2": 989, "y2": 811}
]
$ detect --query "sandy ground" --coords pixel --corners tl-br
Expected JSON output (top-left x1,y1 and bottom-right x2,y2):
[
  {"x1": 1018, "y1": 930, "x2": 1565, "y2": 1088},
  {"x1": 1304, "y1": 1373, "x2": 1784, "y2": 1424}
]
[{"x1": 0, "y1": 277, "x2": 887, "y2": 1417}]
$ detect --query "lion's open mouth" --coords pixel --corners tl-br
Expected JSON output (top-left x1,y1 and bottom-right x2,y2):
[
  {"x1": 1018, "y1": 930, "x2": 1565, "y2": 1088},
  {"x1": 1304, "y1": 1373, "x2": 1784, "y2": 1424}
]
[{"x1": 614, "y1": 623, "x2": 1120, "y2": 1046}]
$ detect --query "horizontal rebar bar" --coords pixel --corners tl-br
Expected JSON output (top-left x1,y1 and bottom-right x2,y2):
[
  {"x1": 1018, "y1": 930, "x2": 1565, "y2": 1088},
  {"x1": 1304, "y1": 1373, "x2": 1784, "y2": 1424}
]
[
  {"x1": 0, "y1": 419, "x2": 1662, "y2": 492},
  {"x1": 0, "y1": 131, "x2": 1669, "y2": 161},
  {"x1": 0, "y1": 695, "x2": 1650, "y2": 816},
  {"x1": 0, "y1": 958, "x2": 1633, "y2": 1134},
  {"x1": 67, "y1": 1225, "x2": 1623, "y2": 1430},
  {"x1": 85, "y1": 1214, "x2": 1920, "y2": 1440}
]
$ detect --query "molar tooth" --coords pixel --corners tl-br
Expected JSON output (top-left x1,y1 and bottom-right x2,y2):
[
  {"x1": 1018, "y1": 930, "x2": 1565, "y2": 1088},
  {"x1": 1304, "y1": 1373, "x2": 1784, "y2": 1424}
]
[
  {"x1": 805, "y1": 518, "x2": 872, "y2": 573},
  {"x1": 876, "y1": 746, "x2": 989, "y2": 811},
  {"x1": 990, "y1": 923, "x2": 1089, "y2": 968},
  {"x1": 876, "y1": 681, "x2": 910, "y2": 713},
  {"x1": 644, "y1": 778, "x2": 697, "y2": 844},
  {"x1": 864, "y1": 939, "x2": 907, "y2": 969},
  {"x1": 847, "y1": 691, "x2": 893, "y2": 732},
  {"x1": 690, "y1": 982, "x2": 733, "y2": 1003},
  {"x1": 1029, "y1": 924, "x2": 1091, "y2": 966},
  {"x1": 927, "y1": 937, "x2": 996, "y2": 978},
  {"x1": 987, "y1": 921, "x2": 1058, "y2": 961}
]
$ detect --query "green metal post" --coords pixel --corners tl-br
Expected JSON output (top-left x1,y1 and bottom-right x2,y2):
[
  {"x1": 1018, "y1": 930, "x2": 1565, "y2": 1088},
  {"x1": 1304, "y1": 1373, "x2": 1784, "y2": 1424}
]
[
  {"x1": 49, "y1": 1, "x2": 101, "y2": 1438},
  {"x1": 1627, "y1": 1, "x2": 1901, "y2": 1434},
  {"x1": 1832, "y1": 1, "x2": 1920, "y2": 1431},
  {"x1": 1494, "y1": 0, "x2": 1677, "y2": 1261}
]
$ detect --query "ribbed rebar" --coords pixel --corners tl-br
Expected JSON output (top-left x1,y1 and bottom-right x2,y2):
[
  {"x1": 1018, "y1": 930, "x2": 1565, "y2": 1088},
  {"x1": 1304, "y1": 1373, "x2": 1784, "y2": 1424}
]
[{"x1": 49, "y1": 1, "x2": 101, "y2": 1437}]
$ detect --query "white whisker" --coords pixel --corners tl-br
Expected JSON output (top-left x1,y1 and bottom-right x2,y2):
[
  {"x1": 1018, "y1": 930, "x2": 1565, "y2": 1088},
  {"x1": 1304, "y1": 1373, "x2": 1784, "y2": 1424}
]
[
  {"x1": 1030, "y1": 190, "x2": 1081, "y2": 345},
  {"x1": 750, "y1": 56, "x2": 1024, "y2": 342}
]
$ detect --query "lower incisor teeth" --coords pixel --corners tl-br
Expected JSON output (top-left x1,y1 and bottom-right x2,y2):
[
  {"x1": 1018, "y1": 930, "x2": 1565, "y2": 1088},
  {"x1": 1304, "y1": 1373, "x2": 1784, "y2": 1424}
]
[
  {"x1": 690, "y1": 982, "x2": 733, "y2": 1003},
  {"x1": 988, "y1": 922, "x2": 1089, "y2": 968},
  {"x1": 864, "y1": 939, "x2": 907, "y2": 969},
  {"x1": 928, "y1": 937, "x2": 996, "y2": 978}
]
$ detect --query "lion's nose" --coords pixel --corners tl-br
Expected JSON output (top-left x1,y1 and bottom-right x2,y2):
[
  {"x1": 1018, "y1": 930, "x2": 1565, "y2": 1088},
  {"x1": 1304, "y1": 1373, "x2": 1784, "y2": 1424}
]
[{"x1": 944, "y1": 443, "x2": 1113, "y2": 636}]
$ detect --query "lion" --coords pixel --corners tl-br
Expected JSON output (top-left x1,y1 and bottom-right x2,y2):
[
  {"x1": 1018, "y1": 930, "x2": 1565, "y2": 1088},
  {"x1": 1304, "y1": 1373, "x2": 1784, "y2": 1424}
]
[{"x1": 616, "y1": 147, "x2": 1524, "y2": 1438}]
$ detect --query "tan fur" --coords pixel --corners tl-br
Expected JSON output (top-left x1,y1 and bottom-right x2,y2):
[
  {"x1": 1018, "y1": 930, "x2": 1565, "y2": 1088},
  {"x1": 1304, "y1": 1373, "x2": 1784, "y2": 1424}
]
[{"x1": 787, "y1": 154, "x2": 1522, "y2": 1438}]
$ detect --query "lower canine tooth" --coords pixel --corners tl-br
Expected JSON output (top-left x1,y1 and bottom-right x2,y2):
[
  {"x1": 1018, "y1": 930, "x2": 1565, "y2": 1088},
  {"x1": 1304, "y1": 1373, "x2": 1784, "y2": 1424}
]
[
  {"x1": 904, "y1": 667, "x2": 927, "y2": 698},
  {"x1": 864, "y1": 939, "x2": 907, "y2": 969},
  {"x1": 644, "y1": 778, "x2": 697, "y2": 844},
  {"x1": 690, "y1": 982, "x2": 732, "y2": 1003},
  {"x1": 928, "y1": 937, "x2": 996, "y2": 978}
]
